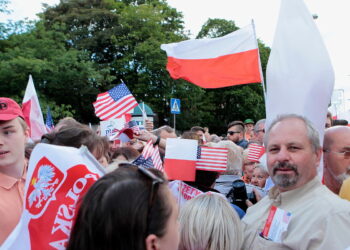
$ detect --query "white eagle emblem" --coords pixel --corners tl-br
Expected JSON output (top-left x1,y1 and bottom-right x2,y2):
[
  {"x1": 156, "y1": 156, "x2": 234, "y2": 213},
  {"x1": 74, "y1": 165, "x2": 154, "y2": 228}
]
[{"x1": 28, "y1": 165, "x2": 59, "y2": 208}]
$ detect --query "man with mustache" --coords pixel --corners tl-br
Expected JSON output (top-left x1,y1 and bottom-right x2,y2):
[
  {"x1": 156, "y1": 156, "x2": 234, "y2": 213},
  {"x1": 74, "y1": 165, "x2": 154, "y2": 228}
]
[
  {"x1": 323, "y1": 126, "x2": 350, "y2": 194},
  {"x1": 242, "y1": 114, "x2": 350, "y2": 249}
]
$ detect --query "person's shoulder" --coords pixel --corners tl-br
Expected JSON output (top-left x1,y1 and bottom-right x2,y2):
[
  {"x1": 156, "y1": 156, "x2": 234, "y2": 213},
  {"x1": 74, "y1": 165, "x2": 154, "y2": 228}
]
[
  {"x1": 314, "y1": 184, "x2": 350, "y2": 213},
  {"x1": 340, "y1": 178, "x2": 350, "y2": 201},
  {"x1": 242, "y1": 195, "x2": 271, "y2": 224}
]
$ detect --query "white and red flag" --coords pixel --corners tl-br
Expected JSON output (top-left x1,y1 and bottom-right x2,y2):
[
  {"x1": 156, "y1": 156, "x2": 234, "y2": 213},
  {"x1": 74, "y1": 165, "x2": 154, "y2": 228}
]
[
  {"x1": 93, "y1": 83, "x2": 138, "y2": 121},
  {"x1": 247, "y1": 143, "x2": 265, "y2": 162},
  {"x1": 22, "y1": 75, "x2": 47, "y2": 141},
  {"x1": 2, "y1": 143, "x2": 105, "y2": 250},
  {"x1": 168, "y1": 180, "x2": 203, "y2": 208},
  {"x1": 164, "y1": 138, "x2": 198, "y2": 181},
  {"x1": 195, "y1": 146, "x2": 228, "y2": 172},
  {"x1": 161, "y1": 22, "x2": 261, "y2": 89}
]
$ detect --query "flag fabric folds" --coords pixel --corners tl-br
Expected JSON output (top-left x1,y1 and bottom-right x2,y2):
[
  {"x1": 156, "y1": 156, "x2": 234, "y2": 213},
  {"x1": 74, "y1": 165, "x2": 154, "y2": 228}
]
[
  {"x1": 161, "y1": 23, "x2": 261, "y2": 89},
  {"x1": 265, "y1": 0, "x2": 334, "y2": 177},
  {"x1": 132, "y1": 140, "x2": 163, "y2": 171},
  {"x1": 195, "y1": 146, "x2": 228, "y2": 172},
  {"x1": 168, "y1": 180, "x2": 203, "y2": 208},
  {"x1": 22, "y1": 75, "x2": 47, "y2": 141},
  {"x1": 124, "y1": 120, "x2": 141, "y2": 135},
  {"x1": 45, "y1": 107, "x2": 54, "y2": 132},
  {"x1": 93, "y1": 83, "x2": 138, "y2": 121},
  {"x1": 1, "y1": 144, "x2": 105, "y2": 250},
  {"x1": 164, "y1": 139, "x2": 198, "y2": 181},
  {"x1": 247, "y1": 143, "x2": 265, "y2": 162}
]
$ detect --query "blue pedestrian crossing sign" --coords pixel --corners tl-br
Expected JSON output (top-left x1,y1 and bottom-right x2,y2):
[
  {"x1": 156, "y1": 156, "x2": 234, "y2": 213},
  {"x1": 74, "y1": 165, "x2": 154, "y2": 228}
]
[{"x1": 170, "y1": 98, "x2": 181, "y2": 114}]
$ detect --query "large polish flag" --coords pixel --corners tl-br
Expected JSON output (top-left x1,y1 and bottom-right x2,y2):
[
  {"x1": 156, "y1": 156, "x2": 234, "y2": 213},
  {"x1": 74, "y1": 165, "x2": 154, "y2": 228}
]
[
  {"x1": 265, "y1": 0, "x2": 334, "y2": 178},
  {"x1": 164, "y1": 138, "x2": 198, "y2": 181},
  {"x1": 160, "y1": 22, "x2": 261, "y2": 89},
  {"x1": 1, "y1": 144, "x2": 105, "y2": 250},
  {"x1": 22, "y1": 75, "x2": 47, "y2": 141}
]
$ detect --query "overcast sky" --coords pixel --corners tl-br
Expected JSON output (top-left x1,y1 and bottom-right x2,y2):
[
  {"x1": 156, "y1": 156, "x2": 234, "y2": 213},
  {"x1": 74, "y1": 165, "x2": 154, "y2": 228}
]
[{"x1": 1, "y1": 0, "x2": 350, "y2": 105}]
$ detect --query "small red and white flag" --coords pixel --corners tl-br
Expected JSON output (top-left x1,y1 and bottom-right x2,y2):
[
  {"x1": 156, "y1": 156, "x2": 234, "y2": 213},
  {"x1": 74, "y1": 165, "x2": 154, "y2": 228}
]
[
  {"x1": 161, "y1": 22, "x2": 261, "y2": 89},
  {"x1": 22, "y1": 75, "x2": 47, "y2": 141},
  {"x1": 196, "y1": 146, "x2": 228, "y2": 172},
  {"x1": 1, "y1": 144, "x2": 105, "y2": 250},
  {"x1": 247, "y1": 143, "x2": 265, "y2": 162},
  {"x1": 164, "y1": 138, "x2": 198, "y2": 181}
]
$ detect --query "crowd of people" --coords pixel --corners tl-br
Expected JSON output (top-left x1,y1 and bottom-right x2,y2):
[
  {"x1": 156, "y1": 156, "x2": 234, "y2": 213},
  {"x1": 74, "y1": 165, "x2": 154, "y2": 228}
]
[{"x1": 0, "y1": 96, "x2": 350, "y2": 249}]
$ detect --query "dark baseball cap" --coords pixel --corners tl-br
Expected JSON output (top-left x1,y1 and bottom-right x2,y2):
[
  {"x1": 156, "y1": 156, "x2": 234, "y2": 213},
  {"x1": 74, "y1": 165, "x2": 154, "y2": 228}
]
[{"x1": 0, "y1": 97, "x2": 24, "y2": 121}]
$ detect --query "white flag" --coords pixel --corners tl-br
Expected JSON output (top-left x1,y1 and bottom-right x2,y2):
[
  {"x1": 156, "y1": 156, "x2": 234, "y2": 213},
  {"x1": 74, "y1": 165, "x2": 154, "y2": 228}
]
[
  {"x1": 265, "y1": 0, "x2": 334, "y2": 177},
  {"x1": 2, "y1": 144, "x2": 106, "y2": 250},
  {"x1": 22, "y1": 75, "x2": 47, "y2": 141},
  {"x1": 266, "y1": 0, "x2": 334, "y2": 131}
]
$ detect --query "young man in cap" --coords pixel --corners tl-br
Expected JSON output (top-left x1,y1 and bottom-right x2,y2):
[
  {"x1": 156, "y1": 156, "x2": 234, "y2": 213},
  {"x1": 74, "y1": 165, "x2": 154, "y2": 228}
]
[
  {"x1": 244, "y1": 119, "x2": 255, "y2": 141},
  {"x1": 0, "y1": 97, "x2": 29, "y2": 244}
]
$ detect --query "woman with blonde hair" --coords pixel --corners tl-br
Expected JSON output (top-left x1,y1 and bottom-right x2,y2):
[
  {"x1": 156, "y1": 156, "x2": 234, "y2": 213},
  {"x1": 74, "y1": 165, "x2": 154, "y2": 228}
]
[{"x1": 179, "y1": 192, "x2": 243, "y2": 250}]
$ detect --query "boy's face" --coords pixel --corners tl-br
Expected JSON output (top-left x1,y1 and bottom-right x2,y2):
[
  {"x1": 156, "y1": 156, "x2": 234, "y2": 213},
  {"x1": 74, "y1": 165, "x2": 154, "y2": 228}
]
[{"x1": 0, "y1": 118, "x2": 29, "y2": 175}]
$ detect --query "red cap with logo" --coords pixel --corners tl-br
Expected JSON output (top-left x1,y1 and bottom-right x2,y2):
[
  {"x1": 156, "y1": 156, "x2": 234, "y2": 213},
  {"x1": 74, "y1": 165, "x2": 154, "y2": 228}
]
[{"x1": 0, "y1": 97, "x2": 24, "y2": 121}]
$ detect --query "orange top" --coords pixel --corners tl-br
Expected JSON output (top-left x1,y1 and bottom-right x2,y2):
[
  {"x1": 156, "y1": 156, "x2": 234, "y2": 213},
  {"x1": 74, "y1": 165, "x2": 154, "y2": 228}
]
[{"x1": 0, "y1": 171, "x2": 26, "y2": 244}]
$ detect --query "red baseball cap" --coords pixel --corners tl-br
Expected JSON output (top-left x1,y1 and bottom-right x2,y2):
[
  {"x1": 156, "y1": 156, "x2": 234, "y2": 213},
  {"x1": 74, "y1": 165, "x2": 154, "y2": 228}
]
[{"x1": 0, "y1": 97, "x2": 24, "y2": 121}]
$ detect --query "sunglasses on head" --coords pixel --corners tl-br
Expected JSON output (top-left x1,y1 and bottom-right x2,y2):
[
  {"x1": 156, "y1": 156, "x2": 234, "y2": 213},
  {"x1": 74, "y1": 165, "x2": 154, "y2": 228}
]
[{"x1": 137, "y1": 166, "x2": 164, "y2": 235}]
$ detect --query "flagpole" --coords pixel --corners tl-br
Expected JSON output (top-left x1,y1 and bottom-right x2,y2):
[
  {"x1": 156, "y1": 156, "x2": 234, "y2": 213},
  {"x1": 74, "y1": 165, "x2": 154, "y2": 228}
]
[
  {"x1": 142, "y1": 102, "x2": 146, "y2": 127},
  {"x1": 251, "y1": 19, "x2": 267, "y2": 102}
]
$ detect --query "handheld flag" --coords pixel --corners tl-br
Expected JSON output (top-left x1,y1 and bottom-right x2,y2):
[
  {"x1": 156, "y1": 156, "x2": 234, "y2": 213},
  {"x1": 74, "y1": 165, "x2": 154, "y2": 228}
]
[
  {"x1": 93, "y1": 83, "x2": 138, "y2": 121},
  {"x1": 1, "y1": 144, "x2": 105, "y2": 250},
  {"x1": 169, "y1": 180, "x2": 203, "y2": 208},
  {"x1": 161, "y1": 23, "x2": 261, "y2": 88},
  {"x1": 247, "y1": 143, "x2": 265, "y2": 162},
  {"x1": 265, "y1": 0, "x2": 334, "y2": 177},
  {"x1": 195, "y1": 146, "x2": 228, "y2": 172},
  {"x1": 124, "y1": 120, "x2": 141, "y2": 135},
  {"x1": 164, "y1": 138, "x2": 198, "y2": 181},
  {"x1": 133, "y1": 140, "x2": 163, "y2": 171},
  {"x1": 22, "y1": 75, "x2": 47, "y2": 141},
  {"x1": 45, "y1": 107, "x2": 54, "y2": 132}
]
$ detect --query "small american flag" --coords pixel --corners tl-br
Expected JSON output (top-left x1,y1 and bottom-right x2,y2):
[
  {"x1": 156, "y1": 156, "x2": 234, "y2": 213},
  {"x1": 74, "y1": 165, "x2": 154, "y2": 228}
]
[
  {"x1": 132, "y1": 155, "x2": 154, "y2": 169},
  {"x1": 124, "y1": 120, "x2": 140, "y2": 135},
  {"x1": 133, "y1": 140, "x2": 163, "y2": 171},
  {"x1": 45, "y1": 107, "x2": 54, "y2": 132},
  {"x1": 93, "y1": 83, "x2": 138, "y2": 121},
  {"x1": 195, "y1": 146, "x2": 228, "y2": 172},
  {"x1": 247, "y1": 143, "x2": 265, "y2": 162}
]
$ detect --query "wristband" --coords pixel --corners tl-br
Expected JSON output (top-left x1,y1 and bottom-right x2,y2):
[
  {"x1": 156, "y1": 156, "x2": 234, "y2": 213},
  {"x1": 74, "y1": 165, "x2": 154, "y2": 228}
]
[{"x1": 153, "y1": 136, "x2": 161, "y2": 146}]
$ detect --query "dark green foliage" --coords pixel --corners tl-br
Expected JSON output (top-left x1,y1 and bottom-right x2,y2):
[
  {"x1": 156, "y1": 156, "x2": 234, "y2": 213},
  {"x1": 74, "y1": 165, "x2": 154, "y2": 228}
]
[{"x1": 0, "y1": 2, "x2": 270, "y2": 133}]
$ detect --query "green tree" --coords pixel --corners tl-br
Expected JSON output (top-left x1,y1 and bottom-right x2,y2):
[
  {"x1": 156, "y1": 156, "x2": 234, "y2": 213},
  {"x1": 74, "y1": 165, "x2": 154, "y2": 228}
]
[
  {"x1": 0, "y1": 21, "x2": 109, "y2": 121},
  {"x1": 40, "y1": 0, "x2": 205, "y2": 127}
]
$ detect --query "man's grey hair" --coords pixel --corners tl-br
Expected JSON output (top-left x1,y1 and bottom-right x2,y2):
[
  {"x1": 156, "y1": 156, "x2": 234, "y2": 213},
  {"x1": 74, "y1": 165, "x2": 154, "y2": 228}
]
[
  {"x1": 253, "y1": 119, "x2": 266, "y2": 133},
  {"x1": 152, "y1": 125, "x2": 174, "y2": 136},
  {"x1": 264, "y1": 114, "x2": 320, "y2": 152}
]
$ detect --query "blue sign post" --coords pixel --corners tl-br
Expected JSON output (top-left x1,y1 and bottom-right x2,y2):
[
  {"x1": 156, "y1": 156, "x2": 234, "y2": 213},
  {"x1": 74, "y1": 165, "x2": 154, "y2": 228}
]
[{"x1": 170, "y1": 98, "x2": 181, "y2": 130}]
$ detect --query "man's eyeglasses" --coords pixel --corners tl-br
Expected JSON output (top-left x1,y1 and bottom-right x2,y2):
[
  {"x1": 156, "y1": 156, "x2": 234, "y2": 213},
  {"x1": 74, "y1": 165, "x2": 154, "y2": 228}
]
[
  {"x1": 323, "y1": 149, "x2": 350, "y2": 158},
  {"x1": 137, "y1": 166, "x2": 164, "y2": 234},
  {"x1": 227, "y1": 131, "x2": 240, "y2": 135}
]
